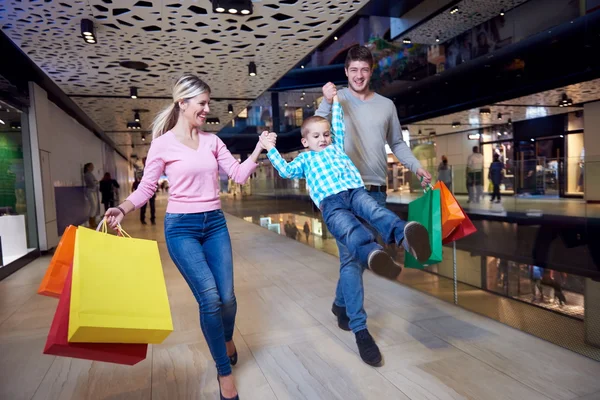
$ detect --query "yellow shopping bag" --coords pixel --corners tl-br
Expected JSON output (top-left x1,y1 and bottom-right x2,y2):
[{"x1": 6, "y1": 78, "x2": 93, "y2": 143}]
[{"x1": 68, "y1": 222, "x2": 173, "y2": 344}]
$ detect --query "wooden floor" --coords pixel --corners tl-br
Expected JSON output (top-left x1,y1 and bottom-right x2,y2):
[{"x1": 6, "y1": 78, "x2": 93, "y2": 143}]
[{"x1": 2, "y1": 199, "x2": 600, "y2": 399}]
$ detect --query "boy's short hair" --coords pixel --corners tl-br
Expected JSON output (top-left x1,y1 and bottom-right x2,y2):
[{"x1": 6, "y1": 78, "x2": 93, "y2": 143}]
[
  {"x1": 345, "y1": 45, "x2": 374, "y2": 69},
  {"x1": 301, "y1": 115, "x2": 330, "y2": 137}
]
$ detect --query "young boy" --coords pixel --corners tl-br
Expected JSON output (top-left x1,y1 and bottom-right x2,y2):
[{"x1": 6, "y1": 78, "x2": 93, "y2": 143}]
[{"x1": 261, "y1": 96, "x2": 431, "y2": 279}]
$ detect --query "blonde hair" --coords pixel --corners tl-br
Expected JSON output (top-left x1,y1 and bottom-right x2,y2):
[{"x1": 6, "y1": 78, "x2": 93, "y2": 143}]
[
  {"x1": 151, "y1": 74, "x2": 211, "y2": 139},
  {"x1": 301, "y1": 115, "x2": 330, "y2": 138}
]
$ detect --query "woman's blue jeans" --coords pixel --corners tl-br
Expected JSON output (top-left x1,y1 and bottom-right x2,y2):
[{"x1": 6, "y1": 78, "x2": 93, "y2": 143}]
[{"x1": 164, "y1": 209, "x2": 236, "y2": 376}]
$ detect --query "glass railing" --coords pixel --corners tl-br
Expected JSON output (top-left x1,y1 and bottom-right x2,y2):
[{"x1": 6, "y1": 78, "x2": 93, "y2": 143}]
[{"x1": 220, "y1": 158, "x2": 600, "y2": 361}]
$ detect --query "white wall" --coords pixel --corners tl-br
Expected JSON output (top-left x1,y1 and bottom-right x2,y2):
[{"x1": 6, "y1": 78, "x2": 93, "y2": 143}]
[
  {"x1": 584, "y1": 101, "x2": 600, "y2": 202},
  {"x1": 28, "y1": 82, "x2": 130, "y2": 250}
]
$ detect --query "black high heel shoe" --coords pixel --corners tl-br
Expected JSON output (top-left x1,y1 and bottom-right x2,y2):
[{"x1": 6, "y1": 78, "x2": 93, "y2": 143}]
[
  {"x1": 217, "y1": 375, "x2": 239, "y2": 400},
  {"x1": 229, "y1": 350, "x2": 238, "y2": 366}
]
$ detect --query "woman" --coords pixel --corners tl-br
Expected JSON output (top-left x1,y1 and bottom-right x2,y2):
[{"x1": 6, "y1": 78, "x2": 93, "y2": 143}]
[
  {"x1": 99, "y1": 172, "x2": 120, "y2": 212},
  {"x1": 104, "y1": 74, "x2": 272, "y2": 400},
  {"x1": 437, "y1": 155, "x2": 452, "y2": 192},
  {"x1": 83, "y1": 162, "x2": 99, "y2": 227}
]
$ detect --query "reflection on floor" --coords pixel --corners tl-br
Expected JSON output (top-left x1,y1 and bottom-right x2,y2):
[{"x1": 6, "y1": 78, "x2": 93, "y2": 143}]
[
  {"x1": 250, "y1": 185, "x2": 600, "y2": 218},
  {"x1": 2, "y1": 196, "x2": 600, "y2": 400},
  {"x1": 222, "y1": 195, "x2": 599, "y2": 362}
]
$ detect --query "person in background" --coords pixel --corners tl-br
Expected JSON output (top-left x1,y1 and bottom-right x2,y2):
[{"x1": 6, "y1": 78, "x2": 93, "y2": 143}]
[
  {"x1": 467, "y1": 146, "x2": 484, "y2": 203},
  {"x1": 99, "y1": 172, "x2": 120, "y2": 212},
  {"x1": 105, "y1": 74, "x2": 269, "y2": 400},
  {"x1": 437, "y1": 155, "x2": 452, "y2": 192},
  {"x1": 139, "y1": 157, "x2": 156, "y2": 225},
  {"x1": 530, "y1": 265, "x2": 544, "y2": 302},
  {"x1": 83, "y1": 162, "x2": 99, "y2": 227},
  {"x1": 303, "y1": 221, "x2": 311, "y2": 242},
  {"x1": 488, "y1": 153, "x2": 503, "y2": 203}
]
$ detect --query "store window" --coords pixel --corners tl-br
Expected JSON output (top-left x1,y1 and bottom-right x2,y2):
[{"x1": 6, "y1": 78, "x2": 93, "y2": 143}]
[
  {"x1": 485, "y1": 257, "x2": 584, "y2": 320},
  {"x1": 482, "y1": 130, "x2": 515, "y2": 194},
  {"x1": 0, "y1": 99, "x2": 39, "y2": 270},
  {"x1": 566, "y1": 132, "x2": 584, "y2": 196}
]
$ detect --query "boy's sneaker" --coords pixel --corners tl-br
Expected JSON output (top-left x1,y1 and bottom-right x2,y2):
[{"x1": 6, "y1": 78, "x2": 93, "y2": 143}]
[
  {"x1": 331, "y1": 303, "x2": 350, "y2": 331},
  {"x1": 367, "y1": 250, "x2": 402, "y2": 280},
  {"x1": 355, "y1": 329, "x2": 382, "y2": 366},
  {"x1": 402, "y1": 221, "x2": 431, "y2": 264}
]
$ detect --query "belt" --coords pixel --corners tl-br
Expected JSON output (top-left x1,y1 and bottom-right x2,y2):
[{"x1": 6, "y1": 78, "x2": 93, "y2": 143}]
[{"x1": 365, "y1": 185, "x2": 387, "y2": 192}]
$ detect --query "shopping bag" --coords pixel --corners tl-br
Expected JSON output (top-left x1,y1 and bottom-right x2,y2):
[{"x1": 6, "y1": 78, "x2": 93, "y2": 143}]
[
  {"x1": 44, "y1": 264, "x2": 148, "y2": 365},
  {"x1": 37, "y1": 225, "x2": 77, "y2": 298},
  {"x1": 442, "y1": 202, "x2": 477, "y2": 244},
  {"x1": 68, "y1": 222, "x2": 173, "y2": 344},
  {"x1": 433, "y1": 181, "x2": 465, "y2": 239},
  {"x1": 405, "y1": 187, "x2": 443, "y2": 269},
  {"x1": 488, "y1": 181, "x2": 493, "y2": 192}
]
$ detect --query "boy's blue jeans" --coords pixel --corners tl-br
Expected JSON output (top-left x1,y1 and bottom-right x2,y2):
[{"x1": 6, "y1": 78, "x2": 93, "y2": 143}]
[{"x1": 321, "y1": 188, "x2": 403, "y2": 333}]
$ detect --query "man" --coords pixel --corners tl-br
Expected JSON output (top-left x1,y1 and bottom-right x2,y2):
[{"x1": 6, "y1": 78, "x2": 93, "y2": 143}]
[
  {"x1": 315, "y1": 45, "x2": 431, "y2": 366},
  {"x1": 138, "y1": 157, "x2": 156, "y2": 225},
  {"x1": 467, "y1": 146, "x2": 484, "y2": 203}
]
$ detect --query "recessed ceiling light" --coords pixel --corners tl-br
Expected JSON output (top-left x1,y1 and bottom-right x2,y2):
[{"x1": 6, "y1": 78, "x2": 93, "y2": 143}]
[
  {"x1": 216, "y1": 7, "x2": 225, "y2": 12},
  {"x1": 241, "y1": 9, "x2": 250, "y2": 14},
  {"x1": 228, "y1": 8, "x2": 238, "y2": 13},
  {"x1": 334, "y1": 36, "x2": 338, "y2": 40},
  {"x1": 248, "y1": 61, "x2": 257, "y2": 76},
  {"x1": 450, "y1": 6, "x2": 459, "y2": 14}
]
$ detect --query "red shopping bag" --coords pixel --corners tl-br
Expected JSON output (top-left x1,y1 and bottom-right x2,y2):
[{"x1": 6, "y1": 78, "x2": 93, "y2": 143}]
[
  {"x1": 43, "y1": 265, "x2": 148, "y2": 365},
  {"x1": 442, "y1": 202, "x2": 477, "y2": 244},
  {"x1": 38, "y1": 225, "x2": 77, "y2": 298}
]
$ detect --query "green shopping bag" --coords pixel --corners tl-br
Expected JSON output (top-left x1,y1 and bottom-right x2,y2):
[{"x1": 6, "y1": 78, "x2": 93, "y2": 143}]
[{"x1": 405, "y1": 186, "x2": 443, "y2": 269}]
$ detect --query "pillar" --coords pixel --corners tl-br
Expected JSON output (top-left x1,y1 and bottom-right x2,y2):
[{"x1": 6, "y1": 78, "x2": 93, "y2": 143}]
[
  {"x1": 585, "y1": 278, "x2": 600, "y2": 348},
  {"x1": 584, "y1": 101, "x2": 600, "y2": 202}
]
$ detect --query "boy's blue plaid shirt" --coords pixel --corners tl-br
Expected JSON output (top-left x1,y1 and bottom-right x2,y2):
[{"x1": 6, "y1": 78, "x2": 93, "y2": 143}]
[{"x1": 267, "y1": 100, "x2": 364, "y2": 207}]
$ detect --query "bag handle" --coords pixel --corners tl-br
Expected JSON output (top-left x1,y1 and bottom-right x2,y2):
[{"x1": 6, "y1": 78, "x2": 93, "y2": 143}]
[
  {"x1": 420, "y1": 176, "x2": 434, "y2": 193},
  {"x1": 95, "y1": 218, "x2": 131, "y2": 238}
]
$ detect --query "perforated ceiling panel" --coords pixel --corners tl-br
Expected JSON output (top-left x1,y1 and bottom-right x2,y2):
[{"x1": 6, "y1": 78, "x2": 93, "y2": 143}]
[
  {"x1": 0, "y1": 0, "x2": 369, "y2": 157},
  {"x1": 404, "y1": 0, "x2": 529, "y2": 45}
]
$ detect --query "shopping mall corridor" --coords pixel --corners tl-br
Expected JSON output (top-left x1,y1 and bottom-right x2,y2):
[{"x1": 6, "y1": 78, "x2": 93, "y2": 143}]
[{"x1": 1, "y1": 195, "x2": 600, "y2": 400}]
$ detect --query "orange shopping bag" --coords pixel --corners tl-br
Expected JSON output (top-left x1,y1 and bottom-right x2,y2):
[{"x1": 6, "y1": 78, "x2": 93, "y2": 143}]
[
  {"x1": 37, "y1": 225, "x2": 77, "y2": 298},
  {"x1": 433, "y1": 181, "x2": 465, "y2": 239}
]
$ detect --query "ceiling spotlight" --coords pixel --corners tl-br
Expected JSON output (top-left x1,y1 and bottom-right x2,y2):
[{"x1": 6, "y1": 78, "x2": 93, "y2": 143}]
[
  {"x1": 228, "y1": 104, "x2": 233, "y2": 114},
  {"x1": 403, "y1": 38, "x2": 411, "y2": 44},
  {"x1": 418, "y1": 129, "x2": 422, "y2": 135},
  {"x1": 451, "y1": 122, "x2": 461, "y2": 128},
  {"x1": 212, "y1": 0, "x2": 253, "y2": 15},
  {"x1": 300, "y1": 96, "x2": 304, "y2": 101},
  {"x1": 301, "y1": 65, "x2": 305, "y2": 69},
  {"x1": 479, "y1": 108, "x2": 491, "y2": 115},
  {"x1": 450, "y1": 6, "x2": 459, "y2": 14},
  {"x1": 435, "y1": 36, "x2": 440, "y2": 42},
  {"x1": 500, "y1": 9, "x2": 505, "y2": 16},
  {"x1": 284, "y1": 102, "x2": 288, "y2": 107},
  {"x1": 134, "y1": 111, "x2": 140, "y2": 122},
  {"x1": 130, "y1": 87, "x2": 138, "y2": 99},
  {"x1": 248, "y1": 61, "x2": 257, "y2": 76},
  {"x1": 497, "y1": 113, "x2": 502, "y2": 120},
  {"x1": 559, "y1": 93, "x2": 573, "y2": 107},
  {"x1": 334, "y1": 36, "x2": 338, "y2": 40},
  {"x1": 81, "y1": 19, "x2": 96, "y2": 44},
  {"x1": 0, "y1": 119, "x2": 4, "y2": 125},
  {"x1": 141, "y1": 133, "x2": 146, "y2": 142},
  {"x1": 508, "y1": 118, "x2": 512, "y2": 125},
  {"x1": 302, "y1": 91, "x2": 305, "y2": 96}
]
